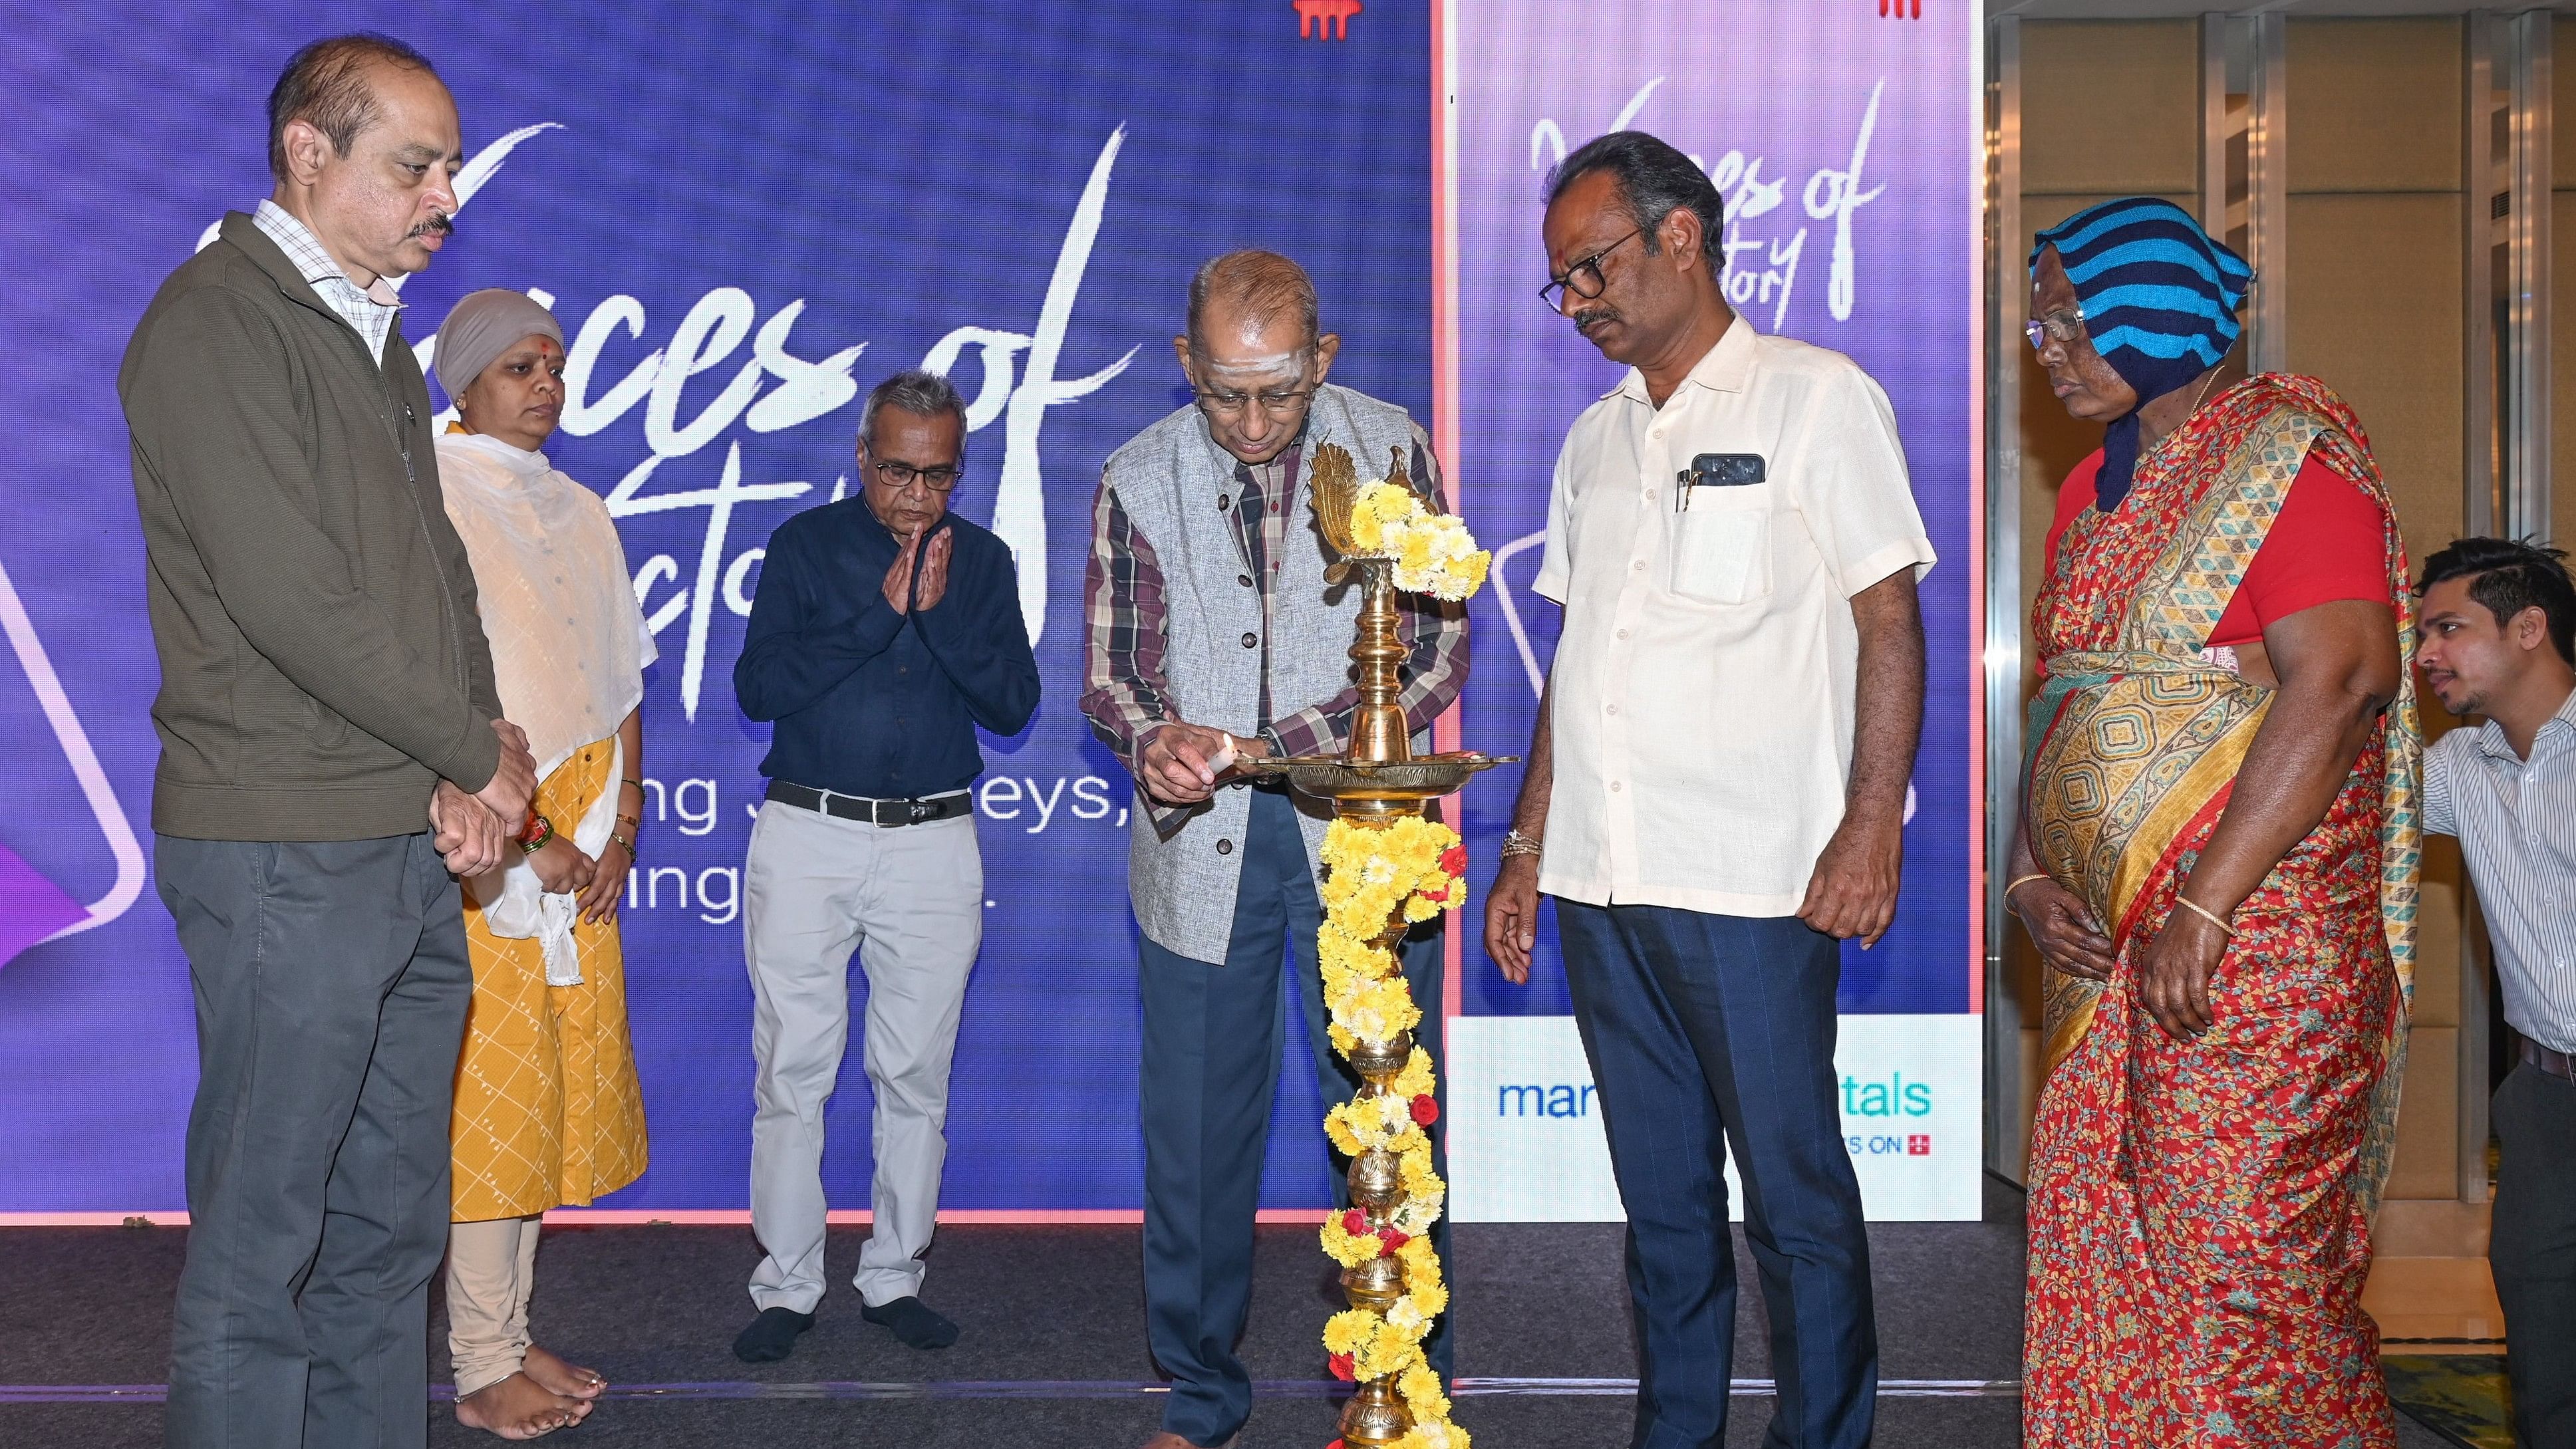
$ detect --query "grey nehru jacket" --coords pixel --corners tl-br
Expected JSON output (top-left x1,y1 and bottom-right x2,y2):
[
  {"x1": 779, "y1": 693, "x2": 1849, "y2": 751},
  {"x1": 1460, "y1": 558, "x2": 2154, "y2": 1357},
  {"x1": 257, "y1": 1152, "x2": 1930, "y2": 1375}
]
[
  {"x1": 120, "y1": 211, "x2": 502, "y2": 841},
  {"x1": 1101, "y1": 384, "x2": 1427, "y2": 964}
]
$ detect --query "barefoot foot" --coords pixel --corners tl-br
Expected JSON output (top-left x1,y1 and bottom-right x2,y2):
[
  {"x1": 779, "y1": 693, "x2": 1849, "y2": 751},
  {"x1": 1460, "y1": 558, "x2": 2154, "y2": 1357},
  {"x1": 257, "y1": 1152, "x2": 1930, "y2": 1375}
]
[
  {"x1": 523, "y1": 1344, "x2": 605, "y2": 1400},
  {"x1": 454, "y1": 1371, "x2": 589, "y2": 1439}
]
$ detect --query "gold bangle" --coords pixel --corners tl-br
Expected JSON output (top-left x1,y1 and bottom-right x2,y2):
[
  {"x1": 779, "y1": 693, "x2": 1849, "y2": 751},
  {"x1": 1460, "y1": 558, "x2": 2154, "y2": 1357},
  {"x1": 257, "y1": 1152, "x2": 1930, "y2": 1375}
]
[
  {"x1": 2174, "y1": 896, "x2": 2235, "y2": 936},
  {"x1": 2002, "y1": 872, "x2": 2052, "y2": 903}
]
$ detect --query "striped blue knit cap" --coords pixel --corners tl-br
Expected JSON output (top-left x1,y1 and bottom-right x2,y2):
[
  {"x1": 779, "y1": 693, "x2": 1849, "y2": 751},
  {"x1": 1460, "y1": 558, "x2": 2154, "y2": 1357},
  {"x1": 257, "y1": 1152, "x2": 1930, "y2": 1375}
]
[{"x1": 2031, "y1": 198, "x2": 2253, "y2": 507}]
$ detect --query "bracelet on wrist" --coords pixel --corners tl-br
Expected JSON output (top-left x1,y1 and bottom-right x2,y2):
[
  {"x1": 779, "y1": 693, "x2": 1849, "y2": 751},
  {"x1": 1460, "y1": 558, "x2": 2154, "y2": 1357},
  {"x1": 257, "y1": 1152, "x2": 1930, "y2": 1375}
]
[
  {"x1": 2174, "y1": 895, "x2": 2235, "y2": 937},
  {"x1": 2003, "y1": 872, "x2": 2053, "y2": 906},
  {"x1": 609, "y1": 831, "x2": 637, "y2": 859},
  {"x1": 517, "y1": 813, "x2": 555, "y2": 855},
  {"x1": 1501, "y1": 828, "x2": 1544, "y2": 860}
]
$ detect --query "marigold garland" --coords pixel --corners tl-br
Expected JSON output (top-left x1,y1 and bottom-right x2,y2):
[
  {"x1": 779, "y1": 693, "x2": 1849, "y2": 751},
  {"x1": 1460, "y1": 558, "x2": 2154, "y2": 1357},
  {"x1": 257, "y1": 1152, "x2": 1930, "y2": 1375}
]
[
  {"x1": 1315, "y1": 462, "x2": 1482, "y2": 1449},
  {"x1": 1315, "y1": 811, "x2": 1471, "y2": 1449}
]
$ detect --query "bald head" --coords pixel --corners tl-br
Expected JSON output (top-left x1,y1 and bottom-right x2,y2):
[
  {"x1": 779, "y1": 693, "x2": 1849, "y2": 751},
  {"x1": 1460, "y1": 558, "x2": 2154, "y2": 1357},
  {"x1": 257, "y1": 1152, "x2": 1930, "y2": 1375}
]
[
  {"x1": 1173, "y1": 249, "x2": 1342, "y2": 464},
  {"x1": 1186, "y1": 249, "x2": 1320, "y2": 352}
]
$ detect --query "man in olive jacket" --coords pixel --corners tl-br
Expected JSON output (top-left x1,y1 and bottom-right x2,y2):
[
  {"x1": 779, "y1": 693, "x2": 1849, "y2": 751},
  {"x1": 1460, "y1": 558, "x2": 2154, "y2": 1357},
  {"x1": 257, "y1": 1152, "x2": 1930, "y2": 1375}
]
[{"x1": 118, "y1": 36, "x2": 537, "y2": 1448}]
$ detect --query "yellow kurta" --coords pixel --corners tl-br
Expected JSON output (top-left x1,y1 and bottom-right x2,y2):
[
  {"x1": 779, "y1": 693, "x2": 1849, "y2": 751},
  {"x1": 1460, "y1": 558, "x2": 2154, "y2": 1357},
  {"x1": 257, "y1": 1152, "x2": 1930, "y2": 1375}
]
[{"x1": 450, "y1": 736, "x2": 648, "y2": 1222}]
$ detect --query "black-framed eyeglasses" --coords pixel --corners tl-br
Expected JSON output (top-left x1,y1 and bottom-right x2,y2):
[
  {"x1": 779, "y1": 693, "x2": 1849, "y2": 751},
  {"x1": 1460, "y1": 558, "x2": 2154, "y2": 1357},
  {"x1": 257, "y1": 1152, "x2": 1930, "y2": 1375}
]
[
  {"x1": 1539, "y1": 227, "x2": 1644, "y2": 312},
  {"x1": 867, "y1": 458, "x2": 963, "y2": 493},
  {"x1": 2025, "y1": 305, "x2": 2088, "y2": 352},
  {"x1": 1191, "y1": 384, "x2": 1319, "y2": 420}
]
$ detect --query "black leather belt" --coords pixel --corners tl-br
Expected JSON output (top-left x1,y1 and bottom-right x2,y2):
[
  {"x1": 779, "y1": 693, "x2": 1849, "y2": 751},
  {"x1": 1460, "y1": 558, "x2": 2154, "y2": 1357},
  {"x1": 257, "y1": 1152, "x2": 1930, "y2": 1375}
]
[
  {"x1": 767, "y1": 780, "x2": 971, "y2": 828},
  {"x1": 2523, "y1": 1037, "x2": 2576, "y2": 1085}
]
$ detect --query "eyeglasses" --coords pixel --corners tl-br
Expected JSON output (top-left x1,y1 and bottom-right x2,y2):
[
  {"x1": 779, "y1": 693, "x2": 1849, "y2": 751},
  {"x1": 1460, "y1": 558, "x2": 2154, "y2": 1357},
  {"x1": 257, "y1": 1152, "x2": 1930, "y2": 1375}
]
[
  {"x1": 1539, "y1": 227, "x2": 1644, "y2": 312},
  {"x1": 867, "y1": 458, "x2": 962, "y2": 493},
  {"x1": 1191, "y1": 384, "x2": 1318, "y2": 420},
  {"x1": 2025, "y1": 306, "x2": 2088, "y2": 352}
]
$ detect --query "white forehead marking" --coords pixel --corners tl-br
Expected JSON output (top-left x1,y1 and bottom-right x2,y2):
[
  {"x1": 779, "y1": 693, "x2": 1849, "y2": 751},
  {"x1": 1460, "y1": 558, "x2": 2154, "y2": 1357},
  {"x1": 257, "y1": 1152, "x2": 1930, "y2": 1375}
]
[{"x1": 1199, "y1": 350, "x2": 1308, "y2": 384}]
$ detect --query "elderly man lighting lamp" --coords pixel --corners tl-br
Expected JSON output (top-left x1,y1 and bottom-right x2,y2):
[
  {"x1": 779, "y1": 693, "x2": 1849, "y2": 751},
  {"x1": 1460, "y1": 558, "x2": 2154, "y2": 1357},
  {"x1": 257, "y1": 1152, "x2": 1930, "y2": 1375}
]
[{"x1": 1081, "y1": 250, "x2": 1469, "y2": 1449}]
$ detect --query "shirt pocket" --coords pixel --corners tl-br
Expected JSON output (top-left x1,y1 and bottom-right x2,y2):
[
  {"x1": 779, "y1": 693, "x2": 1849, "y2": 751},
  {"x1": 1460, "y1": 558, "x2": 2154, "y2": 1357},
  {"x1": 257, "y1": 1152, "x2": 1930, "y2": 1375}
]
[{"x1": 1667, "y1": 483, "x2": 1775, "y2": 606}]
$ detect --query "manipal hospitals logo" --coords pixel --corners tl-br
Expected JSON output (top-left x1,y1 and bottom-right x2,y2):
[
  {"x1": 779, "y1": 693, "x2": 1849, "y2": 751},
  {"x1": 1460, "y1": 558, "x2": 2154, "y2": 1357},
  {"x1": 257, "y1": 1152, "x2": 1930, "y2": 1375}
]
[{"x1": 194, "y1": 122, "x2": 1140, "y2": 723}]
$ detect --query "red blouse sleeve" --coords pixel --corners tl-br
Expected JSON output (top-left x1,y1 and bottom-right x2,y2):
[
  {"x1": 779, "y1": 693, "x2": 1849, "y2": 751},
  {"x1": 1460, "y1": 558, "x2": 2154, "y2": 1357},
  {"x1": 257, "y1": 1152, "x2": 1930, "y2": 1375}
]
[
  {"x1": 2206, "y1": 452, "x2": 2390, "y2": 648},
  {"x1": 2043, "y1": 452, "x2": 2104, "y2": 569}
]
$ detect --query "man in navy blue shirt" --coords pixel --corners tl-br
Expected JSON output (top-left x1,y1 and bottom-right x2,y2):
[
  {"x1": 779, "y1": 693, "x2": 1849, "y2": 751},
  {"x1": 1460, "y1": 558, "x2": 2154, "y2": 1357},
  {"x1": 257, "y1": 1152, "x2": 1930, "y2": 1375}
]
[{"x1": 728, "y1": 370, "x2": 1038, "y2": 1364}]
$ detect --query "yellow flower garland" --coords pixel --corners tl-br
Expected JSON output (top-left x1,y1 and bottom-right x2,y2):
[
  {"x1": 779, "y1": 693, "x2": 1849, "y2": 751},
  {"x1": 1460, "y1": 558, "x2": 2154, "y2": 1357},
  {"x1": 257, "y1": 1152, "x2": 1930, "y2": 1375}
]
[
  {"x1": 1316, "y1": 811, "x2": 1472, "y2": 1449},
  {"x1": 1316, "y1": 463, "x2": 1483, "y2": 1449},
  {"x1": 1345, "y1": 479, "x2": 1491, "y2": 602}
]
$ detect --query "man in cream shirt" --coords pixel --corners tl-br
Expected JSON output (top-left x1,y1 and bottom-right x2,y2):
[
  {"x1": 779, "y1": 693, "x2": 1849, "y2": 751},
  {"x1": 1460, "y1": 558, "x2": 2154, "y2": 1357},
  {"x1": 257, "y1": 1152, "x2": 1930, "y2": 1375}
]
[{"x1": 1485, "y1": 132, "x2": 1932, "y2": 1449}]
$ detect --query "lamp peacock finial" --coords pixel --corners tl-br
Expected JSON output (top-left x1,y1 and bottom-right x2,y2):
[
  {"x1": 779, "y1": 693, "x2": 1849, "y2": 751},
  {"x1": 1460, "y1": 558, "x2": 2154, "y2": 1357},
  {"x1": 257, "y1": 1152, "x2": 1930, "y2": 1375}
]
[{"x1": 1310, "y1": 442, "x2": 1359, "y2": 557}]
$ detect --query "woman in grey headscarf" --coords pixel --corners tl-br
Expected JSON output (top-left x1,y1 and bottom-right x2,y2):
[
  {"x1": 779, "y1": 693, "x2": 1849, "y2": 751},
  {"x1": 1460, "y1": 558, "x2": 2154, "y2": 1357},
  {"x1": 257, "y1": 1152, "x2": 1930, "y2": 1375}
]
[{"x1": 434, "y1": 289, "x2": 653, "y2": 1440}]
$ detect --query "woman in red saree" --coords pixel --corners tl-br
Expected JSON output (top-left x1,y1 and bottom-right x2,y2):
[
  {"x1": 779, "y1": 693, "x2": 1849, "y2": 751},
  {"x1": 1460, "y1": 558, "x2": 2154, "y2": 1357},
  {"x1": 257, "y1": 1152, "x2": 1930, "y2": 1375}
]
[{"x1": 2009, "y1": 198, "x2": 2421, "y2": 1446}]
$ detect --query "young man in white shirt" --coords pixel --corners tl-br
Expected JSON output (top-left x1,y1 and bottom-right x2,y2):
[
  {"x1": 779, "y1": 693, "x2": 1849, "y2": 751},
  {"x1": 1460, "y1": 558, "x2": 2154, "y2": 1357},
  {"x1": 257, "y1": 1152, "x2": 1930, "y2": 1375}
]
[
  {"x1": 2414, "y1": 537, "x2": 2576, "y2": 1449},
  {"x1": 1485, "y1": 131, "x2": 1932, "y2": 1449}
]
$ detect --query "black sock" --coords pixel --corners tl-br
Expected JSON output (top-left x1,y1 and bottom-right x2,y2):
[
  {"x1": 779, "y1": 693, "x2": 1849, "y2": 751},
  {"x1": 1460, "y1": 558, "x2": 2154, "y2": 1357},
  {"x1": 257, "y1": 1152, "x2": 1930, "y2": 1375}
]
[
  {"x1": 861, "y1": 1295, "x2": 958, "y2": 1349},
  {"x1": 732, "y1": 1306, "x2": 815, "y2": 1364}
]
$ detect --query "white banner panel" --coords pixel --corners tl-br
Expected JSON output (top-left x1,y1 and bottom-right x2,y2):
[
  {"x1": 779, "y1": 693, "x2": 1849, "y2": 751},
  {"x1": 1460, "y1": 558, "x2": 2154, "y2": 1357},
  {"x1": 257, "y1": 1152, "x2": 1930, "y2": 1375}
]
[{"x1": 1447, "y1": 1013, "x2": 1982, "y2": 1222}]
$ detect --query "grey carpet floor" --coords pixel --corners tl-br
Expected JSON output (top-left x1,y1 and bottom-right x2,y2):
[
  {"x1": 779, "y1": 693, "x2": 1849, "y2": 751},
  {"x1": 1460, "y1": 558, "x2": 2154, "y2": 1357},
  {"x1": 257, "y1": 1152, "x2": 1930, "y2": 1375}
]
[{"x1": 0, "y1": 1176, "x2": 2454, "y2": 1448}]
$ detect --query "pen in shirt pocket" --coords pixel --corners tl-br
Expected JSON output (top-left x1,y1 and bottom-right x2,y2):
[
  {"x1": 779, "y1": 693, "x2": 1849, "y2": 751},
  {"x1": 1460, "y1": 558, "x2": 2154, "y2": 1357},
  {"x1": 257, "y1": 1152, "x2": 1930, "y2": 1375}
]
[{"x1": 1675, "y1": 453, "x2": 1765, "y2": 510}]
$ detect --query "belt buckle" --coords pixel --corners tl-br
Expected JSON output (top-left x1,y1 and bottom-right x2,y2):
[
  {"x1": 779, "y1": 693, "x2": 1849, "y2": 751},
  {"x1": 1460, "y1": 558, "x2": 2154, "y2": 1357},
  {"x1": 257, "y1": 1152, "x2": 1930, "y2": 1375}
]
[{"x1": 905, "y1": 798, "x2": 935, "y2": 825}]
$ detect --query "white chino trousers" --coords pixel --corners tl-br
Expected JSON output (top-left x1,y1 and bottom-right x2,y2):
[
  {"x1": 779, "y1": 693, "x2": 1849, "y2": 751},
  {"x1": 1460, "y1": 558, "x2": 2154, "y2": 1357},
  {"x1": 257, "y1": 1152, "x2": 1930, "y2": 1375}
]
[{"x1": 743, "y1": 799, "x2": 982, "y2": 1313}]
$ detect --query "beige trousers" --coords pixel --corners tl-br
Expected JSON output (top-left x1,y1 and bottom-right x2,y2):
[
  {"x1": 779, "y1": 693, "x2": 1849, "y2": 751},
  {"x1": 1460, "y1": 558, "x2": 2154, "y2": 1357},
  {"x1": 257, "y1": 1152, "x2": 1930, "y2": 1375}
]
[{"x1": 447, "y1": 1214, "x2": 543, "y2": 1396}]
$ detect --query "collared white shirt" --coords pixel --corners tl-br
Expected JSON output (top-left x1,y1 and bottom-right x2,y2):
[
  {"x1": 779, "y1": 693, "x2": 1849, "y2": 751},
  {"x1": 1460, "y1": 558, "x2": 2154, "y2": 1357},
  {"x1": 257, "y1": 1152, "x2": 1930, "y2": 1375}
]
[
  {"x1": 251, "y1": 199, "x2": 404, "y2": 367},
  {"x1": 2424, "y1": 684, "x2": 2576, "y2": 1054},
  {"x1": 1533, "y1": 317, "x2": 1935, "y2": 916}
]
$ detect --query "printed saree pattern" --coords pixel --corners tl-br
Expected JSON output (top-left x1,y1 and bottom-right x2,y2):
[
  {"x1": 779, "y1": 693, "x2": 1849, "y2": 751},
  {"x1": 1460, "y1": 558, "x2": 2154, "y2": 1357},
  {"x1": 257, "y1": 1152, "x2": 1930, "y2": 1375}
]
[{"x1": 2021, "y1": 374, "x2": 2420, "y2": 1448}]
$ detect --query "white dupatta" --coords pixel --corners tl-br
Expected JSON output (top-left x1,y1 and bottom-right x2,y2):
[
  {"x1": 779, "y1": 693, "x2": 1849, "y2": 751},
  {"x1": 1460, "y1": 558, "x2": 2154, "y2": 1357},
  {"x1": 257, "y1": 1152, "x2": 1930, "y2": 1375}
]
[{"x1": 438, "y1": 432, "x2": 654, "y2": 985}]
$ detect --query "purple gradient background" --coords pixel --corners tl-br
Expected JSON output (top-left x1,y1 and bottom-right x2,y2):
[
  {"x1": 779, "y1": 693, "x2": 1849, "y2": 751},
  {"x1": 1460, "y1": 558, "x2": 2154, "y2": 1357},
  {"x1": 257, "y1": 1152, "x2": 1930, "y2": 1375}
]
[{"x1": 1447, "y1": 3, "x2": 1978, "y2": 1017}]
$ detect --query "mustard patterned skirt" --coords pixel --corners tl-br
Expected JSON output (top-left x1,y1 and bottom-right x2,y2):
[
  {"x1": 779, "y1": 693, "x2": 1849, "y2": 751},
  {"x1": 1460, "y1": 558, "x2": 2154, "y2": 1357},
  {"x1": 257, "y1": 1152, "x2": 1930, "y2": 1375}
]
[{"x1": 450, "y1": 735, "x2": 648, "y2": 1221}]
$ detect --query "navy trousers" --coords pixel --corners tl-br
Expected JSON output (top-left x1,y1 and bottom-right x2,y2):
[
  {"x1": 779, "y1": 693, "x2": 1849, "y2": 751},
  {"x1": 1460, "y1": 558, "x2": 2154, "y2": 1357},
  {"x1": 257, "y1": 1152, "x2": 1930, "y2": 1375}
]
[
  {"x1": 1557, "y1": 900, "x2": 1876, "y2": 1449},
  {"x1": 1141, "y1": 785, "x2": 1449, "y2": 1447}
]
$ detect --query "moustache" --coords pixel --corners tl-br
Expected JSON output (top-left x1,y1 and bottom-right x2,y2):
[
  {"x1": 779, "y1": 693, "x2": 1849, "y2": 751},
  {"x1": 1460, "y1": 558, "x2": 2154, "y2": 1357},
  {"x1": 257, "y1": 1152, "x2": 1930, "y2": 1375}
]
[
  {"x1": 411, "y1": 211, "x2": 455, "y2": 239},
  {"x1": 1570, "y1": 307, "x2": 1618, "y2": 332}
]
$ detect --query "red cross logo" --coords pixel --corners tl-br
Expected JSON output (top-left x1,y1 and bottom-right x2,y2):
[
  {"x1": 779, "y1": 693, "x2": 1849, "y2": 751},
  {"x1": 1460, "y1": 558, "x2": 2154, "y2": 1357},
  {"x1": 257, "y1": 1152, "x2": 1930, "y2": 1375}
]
[{"x1": 1906, "y1": 1134, "x2": 1932, "y2": 1156}]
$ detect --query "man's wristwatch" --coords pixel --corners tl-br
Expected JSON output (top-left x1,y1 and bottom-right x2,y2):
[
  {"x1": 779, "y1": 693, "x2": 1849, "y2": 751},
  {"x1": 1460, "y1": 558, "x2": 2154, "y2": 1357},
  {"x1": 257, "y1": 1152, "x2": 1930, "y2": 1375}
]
[{"x1": 1501, "y1": 828, "x2": 1543, "y2": 860}]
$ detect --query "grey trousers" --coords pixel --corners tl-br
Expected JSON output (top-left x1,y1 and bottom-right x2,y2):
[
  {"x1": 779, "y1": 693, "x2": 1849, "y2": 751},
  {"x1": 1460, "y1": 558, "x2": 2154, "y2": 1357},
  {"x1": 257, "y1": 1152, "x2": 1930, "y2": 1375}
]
[
  {"x1": 156, "y1": 833, "x2": 472, "y2": 1449},
  {"x1": 743, "y1": 801, "x2": 983, "y2": 1313}
]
